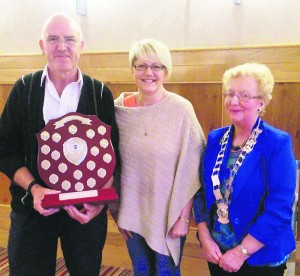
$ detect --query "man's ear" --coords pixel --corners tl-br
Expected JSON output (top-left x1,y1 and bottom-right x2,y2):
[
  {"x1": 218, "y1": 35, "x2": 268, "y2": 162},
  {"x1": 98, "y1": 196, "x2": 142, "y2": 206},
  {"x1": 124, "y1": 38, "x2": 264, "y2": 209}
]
[
  {"x1": 39, "y1": 39, "x2": 45, "y2": 54},
  {"x1": 80, "y1": 41, "x2": 84, "y2": 54}
]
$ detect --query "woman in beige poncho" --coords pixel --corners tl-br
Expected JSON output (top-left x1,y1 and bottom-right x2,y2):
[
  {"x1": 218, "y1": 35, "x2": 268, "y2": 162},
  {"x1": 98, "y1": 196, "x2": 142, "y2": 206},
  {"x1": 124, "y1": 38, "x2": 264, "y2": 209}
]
[{"x1": 113, "y1": 38, "x2": 206, "y2": 275}]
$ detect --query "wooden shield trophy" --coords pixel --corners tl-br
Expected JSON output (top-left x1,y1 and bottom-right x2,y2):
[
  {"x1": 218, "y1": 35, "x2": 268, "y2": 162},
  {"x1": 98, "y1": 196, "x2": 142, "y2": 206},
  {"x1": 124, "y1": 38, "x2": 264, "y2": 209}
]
[{"x1": 37, "y1": 112, "x2": 118, "y2": 208}]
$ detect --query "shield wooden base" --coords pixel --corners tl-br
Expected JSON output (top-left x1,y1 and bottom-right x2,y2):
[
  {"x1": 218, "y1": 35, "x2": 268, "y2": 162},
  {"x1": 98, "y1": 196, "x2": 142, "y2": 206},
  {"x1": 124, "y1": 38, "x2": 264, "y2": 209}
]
[{"x1": 41, "y1": 187, "x2": 118, "y2": 208}]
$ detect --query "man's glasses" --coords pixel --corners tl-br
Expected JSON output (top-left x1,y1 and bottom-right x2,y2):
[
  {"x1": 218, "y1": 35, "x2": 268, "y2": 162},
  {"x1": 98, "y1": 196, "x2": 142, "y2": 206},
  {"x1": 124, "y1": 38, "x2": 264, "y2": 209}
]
[
  {"x1": 222, "y1": 90, "x2": 262, "y2": 102},
  {"x1": 133, "y1": 64, "x2": 166, "y2": 72}
]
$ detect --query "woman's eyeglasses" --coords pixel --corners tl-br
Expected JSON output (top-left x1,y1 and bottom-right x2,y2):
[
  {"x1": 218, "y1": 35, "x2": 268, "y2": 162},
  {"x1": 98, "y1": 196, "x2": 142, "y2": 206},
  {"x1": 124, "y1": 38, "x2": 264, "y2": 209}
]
[
  {"x1": 133, "y1": 64, "x2": 165, "y2": 72},
  {"x1": 222, "y1": 91, "x2": 262, "y2": 102}
]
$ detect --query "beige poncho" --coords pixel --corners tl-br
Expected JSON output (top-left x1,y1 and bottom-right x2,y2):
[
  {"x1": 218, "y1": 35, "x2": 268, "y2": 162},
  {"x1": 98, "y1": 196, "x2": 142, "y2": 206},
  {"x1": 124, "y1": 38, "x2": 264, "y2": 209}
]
[{"x1": 114, "y1": 92, "x2": 206, "y2": 265}]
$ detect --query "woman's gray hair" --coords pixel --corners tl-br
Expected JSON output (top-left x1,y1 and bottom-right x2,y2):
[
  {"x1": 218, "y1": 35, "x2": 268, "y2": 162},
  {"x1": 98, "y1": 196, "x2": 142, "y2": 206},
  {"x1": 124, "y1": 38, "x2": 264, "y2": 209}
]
[{"x1": 222, "y1": 63, "x2": 274, "y2": 103}]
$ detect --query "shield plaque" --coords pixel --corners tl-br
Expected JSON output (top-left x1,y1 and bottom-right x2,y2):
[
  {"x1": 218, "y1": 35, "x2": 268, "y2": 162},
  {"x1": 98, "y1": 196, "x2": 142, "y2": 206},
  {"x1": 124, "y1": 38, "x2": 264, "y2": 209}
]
[{"x1": 37, "y1": 112, "x2": 118, "y2": 208}]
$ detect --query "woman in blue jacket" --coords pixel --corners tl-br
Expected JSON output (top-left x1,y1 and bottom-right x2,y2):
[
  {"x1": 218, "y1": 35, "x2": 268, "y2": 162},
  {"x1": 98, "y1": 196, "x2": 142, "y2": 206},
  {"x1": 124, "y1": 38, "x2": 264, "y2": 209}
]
[{"x1": 193, "y1": 63, "x2": 296, "y2": 275}]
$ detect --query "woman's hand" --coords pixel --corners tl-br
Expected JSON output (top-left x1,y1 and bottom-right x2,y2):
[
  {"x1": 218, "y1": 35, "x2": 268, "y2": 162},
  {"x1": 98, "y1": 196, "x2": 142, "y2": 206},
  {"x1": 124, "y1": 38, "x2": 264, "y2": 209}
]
[
  {"x1": 168, "y1": 199, "x2": 193, "y2": 239},
  {"x1": 168, "y1": 217, "x2": 190, "y2": 239},
  {"x1": 219, "y1": 234, "x2": 263, "y2": 272},
  {"x1": 219, "y1": 246, "x2": 247, "y2": 273},
  {"x1": 197, "y1": 222, "x2": 222, "y2": 264},
  {"x1": 201, "y1": 236, "x2": 223, "y2": 264}
]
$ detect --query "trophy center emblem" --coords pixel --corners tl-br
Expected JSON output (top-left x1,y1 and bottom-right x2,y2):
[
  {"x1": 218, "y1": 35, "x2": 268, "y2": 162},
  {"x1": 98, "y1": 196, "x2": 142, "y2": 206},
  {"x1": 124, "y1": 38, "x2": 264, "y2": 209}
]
[{"x1": 63, "y1": 137, "x2": 88, "y2": 165}]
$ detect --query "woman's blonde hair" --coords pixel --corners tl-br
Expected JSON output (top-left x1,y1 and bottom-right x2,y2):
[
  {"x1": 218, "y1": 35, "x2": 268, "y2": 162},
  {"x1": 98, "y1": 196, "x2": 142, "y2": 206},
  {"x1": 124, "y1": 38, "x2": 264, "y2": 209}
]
[
  {"x1": 222, "y1": 63, "x2": 274, "y2": 103},
  {"x1": 129, "y1": 39, "x2": 172, "y2": 78}
]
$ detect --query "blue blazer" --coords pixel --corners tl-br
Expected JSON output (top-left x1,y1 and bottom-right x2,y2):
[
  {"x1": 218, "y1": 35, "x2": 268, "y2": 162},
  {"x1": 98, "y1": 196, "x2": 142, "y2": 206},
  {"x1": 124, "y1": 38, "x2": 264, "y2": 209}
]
[{"x1": 193, "y1": 120, "x2": 296, "y2": 265}]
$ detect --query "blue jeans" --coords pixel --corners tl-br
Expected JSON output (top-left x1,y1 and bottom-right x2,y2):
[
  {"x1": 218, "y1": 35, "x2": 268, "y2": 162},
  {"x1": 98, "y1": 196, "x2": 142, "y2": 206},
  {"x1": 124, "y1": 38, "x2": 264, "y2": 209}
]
[{"x1": 126, "y1": 232, "x2": 185, "y2": 276}]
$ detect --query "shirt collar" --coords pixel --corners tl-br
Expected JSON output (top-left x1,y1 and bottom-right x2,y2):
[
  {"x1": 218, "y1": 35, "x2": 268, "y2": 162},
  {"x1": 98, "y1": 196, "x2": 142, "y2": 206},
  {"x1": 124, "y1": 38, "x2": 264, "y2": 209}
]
[{"x1": 40, "y1": 65, "x2": 83, "y2": 90}]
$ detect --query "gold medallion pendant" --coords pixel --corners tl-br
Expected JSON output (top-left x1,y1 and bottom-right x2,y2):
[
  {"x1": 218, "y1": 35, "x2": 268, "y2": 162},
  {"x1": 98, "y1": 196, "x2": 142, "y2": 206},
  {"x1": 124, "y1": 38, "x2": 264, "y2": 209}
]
[{"x1": 217, "y1": 203, "x2": 229, "y2": 224}]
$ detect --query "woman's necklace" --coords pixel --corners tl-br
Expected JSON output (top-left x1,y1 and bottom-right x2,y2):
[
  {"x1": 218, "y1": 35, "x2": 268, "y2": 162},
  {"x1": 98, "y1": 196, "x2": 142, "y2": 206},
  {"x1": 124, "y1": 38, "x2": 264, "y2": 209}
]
[
  {"x1": 142, "y1": 103, "x2": 163, "y2": 136},
  {"x1": 135, "y1": 92, "x2": 166, "y2": 137},
  {"x1": 211, "y1": 118, "x2": 262, "y2": 224},
  {"x1": 231, "y1": 140, "x2": 247, "y2": 152},
  {"x1": 123, "y1": 92, "x2": 165, "y2": 136}
]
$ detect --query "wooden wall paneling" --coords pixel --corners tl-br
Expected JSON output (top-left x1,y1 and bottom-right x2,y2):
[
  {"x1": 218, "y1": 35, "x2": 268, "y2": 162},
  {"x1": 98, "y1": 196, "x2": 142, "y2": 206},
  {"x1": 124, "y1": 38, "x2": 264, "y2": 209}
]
[
  {"x1": 264, "y1": 83, "x2": 300, "y2": 159},
  {"x1": 105, "y1": 83, "x2": 137, "y2": 99},
  {"x1": 0, "y1": 174, "x2": 10, "y2": 205},
  {"x1": 0, "y1": 55, "x2": 45, "y2": 69},
  {"x1": 0, "y1": 85, "x2": 12, "y2": 113},
  {"x1": 170, "y1": 49, "x2": 228, "y2": 83},
  {"x1": 297, "y1": 162, "x2": 300, "y2": 241},
  {"x1": 171, "y1": 49, "x2": 228, "y2": 66},
  {"x1": 79, "y1": 52, "x2": 130, "y2": 84},
  {"x1": 165, "y1": 83, "x2": 222, "y2": 137},
  {"x1": 2, "y1": 46, "x2": 300, "y2": 83},
  {"x1": 232, "y1": 46, "x2": 300, "y2": 64},
  {"x1": 0, "y1": 204, "x2": 10, "y2": 248},
  {"x1": 268, "y1": 63, "x2": 300, "y2": 83},
  {"x1": 82, "y1": 67, "x2": 133, "y2": 83},
  {"x1": 231, "y1": 46, "x2": 300, "y2": 82},
  {"x1": 79, "y1": 52, "x2": 129, "y2": 68},
  {"x1": 0, "y1": 69, "x2": 37, "y2": 84},
  {"x1": 0, "y1": 85, "x2": 12, "y2": 205},
  {"x1": 169, "y1": 65, "x2": 224, "y2": 83},
  {"x1": 0, "y1": 54, "x2": 46, "y2": 84}
]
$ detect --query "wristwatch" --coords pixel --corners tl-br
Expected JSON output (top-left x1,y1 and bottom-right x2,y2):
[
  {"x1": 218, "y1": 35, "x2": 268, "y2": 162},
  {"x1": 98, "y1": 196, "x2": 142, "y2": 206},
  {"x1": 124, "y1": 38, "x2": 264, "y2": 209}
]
[
  {"x1": 27, "y1": 180, "x2": 39, "y2": 194},
  {"x1": 238, "y1": 244, "x2": 251, "y2": 257}
]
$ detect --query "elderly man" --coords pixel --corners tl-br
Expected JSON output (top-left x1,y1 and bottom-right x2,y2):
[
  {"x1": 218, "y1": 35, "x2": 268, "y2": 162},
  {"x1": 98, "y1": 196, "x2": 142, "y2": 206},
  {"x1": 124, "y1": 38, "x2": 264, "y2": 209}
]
[{"x1": 0, "y1": 13, "x2": 119, "y2": 275}]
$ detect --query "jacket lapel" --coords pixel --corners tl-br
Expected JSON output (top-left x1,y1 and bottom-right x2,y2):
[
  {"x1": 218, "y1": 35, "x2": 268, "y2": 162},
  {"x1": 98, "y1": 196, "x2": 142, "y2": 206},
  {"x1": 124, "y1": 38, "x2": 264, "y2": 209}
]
[{"x1": 230, "y1": 127, "x2": 266, "y2": 200}]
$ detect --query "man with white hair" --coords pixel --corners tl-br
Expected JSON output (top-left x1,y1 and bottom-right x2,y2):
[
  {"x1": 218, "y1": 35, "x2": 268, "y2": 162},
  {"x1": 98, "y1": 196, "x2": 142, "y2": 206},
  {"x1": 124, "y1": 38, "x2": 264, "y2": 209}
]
[{"x1": 0, "y1": 13, "x2": 119, "y2": 275}]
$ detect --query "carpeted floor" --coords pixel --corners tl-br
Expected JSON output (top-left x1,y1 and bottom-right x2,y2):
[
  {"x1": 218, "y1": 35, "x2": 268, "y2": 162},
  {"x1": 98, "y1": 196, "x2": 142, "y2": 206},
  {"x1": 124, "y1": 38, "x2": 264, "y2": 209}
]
[{"x1": 0, "y1": 247, "x2": 133, "y2": 276}]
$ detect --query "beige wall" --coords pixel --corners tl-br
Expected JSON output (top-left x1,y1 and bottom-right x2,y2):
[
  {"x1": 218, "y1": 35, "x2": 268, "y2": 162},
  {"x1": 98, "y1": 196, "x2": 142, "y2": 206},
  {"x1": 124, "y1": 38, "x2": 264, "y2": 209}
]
[{"x1": 0, "y1": 0, "x2": 300, "y2": 54}]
